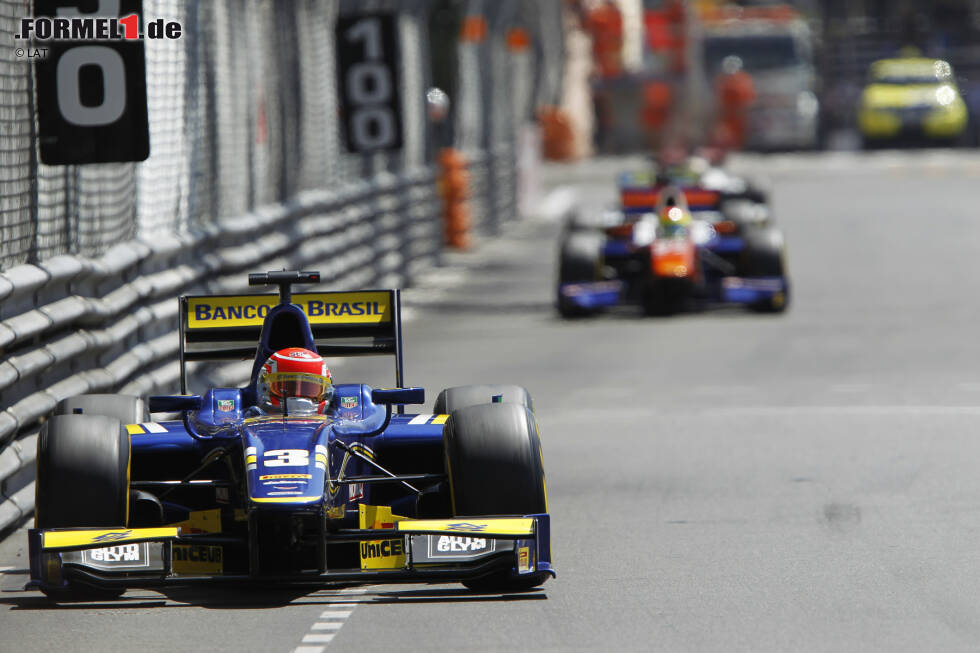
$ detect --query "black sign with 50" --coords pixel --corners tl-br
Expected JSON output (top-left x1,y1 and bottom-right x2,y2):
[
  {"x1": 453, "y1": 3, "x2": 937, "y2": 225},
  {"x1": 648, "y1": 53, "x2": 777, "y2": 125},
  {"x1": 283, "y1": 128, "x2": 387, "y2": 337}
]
[{"x1": 336, "y1": 13, "x2": 403, "y2": 153}]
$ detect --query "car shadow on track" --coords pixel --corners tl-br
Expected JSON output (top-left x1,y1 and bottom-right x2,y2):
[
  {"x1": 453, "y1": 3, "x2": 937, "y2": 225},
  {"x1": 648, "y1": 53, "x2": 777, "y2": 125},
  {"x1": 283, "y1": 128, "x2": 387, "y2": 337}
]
[
  {"x1": 554, "y1": 302, "x2": 785, "y2": 323},
  {"x1": 0, "y1": 583, "x2": 545, "y2": 610},
  {"x1": 0, "y1": 583, "x2": 342, "y2": 610},
  {"x1": 362, "y1": 586, "x2": 548, "y2": 604}
]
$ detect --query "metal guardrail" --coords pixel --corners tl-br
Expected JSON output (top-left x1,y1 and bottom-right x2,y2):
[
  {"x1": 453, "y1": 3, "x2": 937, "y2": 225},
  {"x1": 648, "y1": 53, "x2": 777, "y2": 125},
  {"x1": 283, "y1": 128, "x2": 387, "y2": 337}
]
[
  {"x1": 0, "y1": 170, "x2": 446, "y2": 535},
  {"x1": 0, "y1": 0, "x2": 564, "y2": 540}
]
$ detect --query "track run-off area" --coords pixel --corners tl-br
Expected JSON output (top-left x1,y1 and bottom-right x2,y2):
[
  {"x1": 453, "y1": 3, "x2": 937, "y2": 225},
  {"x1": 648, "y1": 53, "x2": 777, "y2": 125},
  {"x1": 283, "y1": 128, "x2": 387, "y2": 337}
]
[{"x1": 5, "y1": 151, "x2": 980, "y2": 651}]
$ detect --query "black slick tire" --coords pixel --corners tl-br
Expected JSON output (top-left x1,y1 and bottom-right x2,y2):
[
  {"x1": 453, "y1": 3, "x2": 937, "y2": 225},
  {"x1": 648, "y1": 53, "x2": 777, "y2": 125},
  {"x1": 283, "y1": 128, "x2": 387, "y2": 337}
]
[
  {"x1": 443, "y1": 403, "x2": 550, "y2": 592},
  {"x1": 433, "y1": 384, "x2": 533, "y2": 415},
  {"x1": 55, "y1": 394, "x2": 146, "y2": 424},
  {"x1": 36, "y1": 414, "x2": 131, "y2": 600},
  {"x1": 741, "y1": 226, "x2": 790, "y2": 313},
  {"x1": 557, "y1": 231, "x2": 603, "y2": 318}
]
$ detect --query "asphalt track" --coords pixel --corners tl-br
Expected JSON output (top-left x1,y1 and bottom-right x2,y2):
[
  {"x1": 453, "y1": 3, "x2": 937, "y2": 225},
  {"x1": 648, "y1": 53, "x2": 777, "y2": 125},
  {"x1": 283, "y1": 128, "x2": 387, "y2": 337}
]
[{"x1": 5, "y1": 151, "x2": 980, "y2": 651}]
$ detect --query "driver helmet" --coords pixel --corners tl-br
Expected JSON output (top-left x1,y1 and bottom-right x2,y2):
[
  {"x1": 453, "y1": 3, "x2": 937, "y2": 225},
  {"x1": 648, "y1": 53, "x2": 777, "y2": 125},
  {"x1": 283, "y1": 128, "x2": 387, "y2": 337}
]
[
  {"x1": 258, "y1": 347, "x2": 334, "y2": 413},
  {"x1": 658, "y1": 203, "x2": 692, "y2": 238}
]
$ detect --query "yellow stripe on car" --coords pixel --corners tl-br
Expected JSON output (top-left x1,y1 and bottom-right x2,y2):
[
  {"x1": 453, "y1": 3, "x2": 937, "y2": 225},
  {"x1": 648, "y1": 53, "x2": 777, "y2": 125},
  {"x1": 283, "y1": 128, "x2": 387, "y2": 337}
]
[
  {"x1": 395, "y1": 518, "x2": 534, "y2": 536},
  {"x1": 125, "y1": 424, "x2": 144, "y2": 435},
  {"x1": 42, "y1": 527, "x2": 179, "y2": 549},
  {"x1": 432, "y1": 414, "x2": 449, "y2": 425},
  {"x1": 250, "y1": 496, "x2": 321, "y2": 504}
]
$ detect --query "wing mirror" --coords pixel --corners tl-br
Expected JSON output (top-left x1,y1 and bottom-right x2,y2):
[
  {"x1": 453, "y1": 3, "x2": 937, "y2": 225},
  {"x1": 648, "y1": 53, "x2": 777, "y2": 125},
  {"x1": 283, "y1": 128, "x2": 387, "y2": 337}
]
[
  {"x1": 148, "y1": 395, "x2": 203, "y2": 413},
  {"x1": 371, "y1": 387, "x2": 425, "y2": 405}
]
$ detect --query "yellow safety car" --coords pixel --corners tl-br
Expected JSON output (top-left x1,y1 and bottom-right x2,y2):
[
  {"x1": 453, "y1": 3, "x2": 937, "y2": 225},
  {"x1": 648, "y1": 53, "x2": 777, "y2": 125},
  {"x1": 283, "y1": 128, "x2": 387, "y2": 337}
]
[{"x1": 857, "y1": 57, "x2": 968, "y2": 146}]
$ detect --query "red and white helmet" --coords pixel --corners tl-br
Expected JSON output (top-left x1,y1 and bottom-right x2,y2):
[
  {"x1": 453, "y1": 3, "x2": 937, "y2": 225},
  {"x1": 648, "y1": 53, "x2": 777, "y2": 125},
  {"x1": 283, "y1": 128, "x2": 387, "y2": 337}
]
[{"x1": 258, "y1": 347, "x2": 333, "y2": 410}]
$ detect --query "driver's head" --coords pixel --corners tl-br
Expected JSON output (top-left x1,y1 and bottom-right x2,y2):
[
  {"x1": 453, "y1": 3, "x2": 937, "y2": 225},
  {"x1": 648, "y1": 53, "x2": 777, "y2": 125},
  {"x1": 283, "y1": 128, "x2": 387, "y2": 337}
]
[
  {"x1": 658, "y1": 205, "x2": 692, "y2": 236},
  {"x1": 259, "y1": 347, "x2": 334, "y2": 411}
]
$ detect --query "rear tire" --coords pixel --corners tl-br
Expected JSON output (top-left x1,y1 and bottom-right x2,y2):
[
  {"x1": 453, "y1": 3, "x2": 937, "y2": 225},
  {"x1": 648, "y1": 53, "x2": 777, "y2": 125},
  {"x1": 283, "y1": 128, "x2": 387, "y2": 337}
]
[
  {"x1": 557, "y1": 232, "x2": 603, "y2": 318},
  {"x1": 443, "y1": 403, "x2": 550, "y2": 592},
  {"x1": 55, "y1": 394, "x2": 146, "y2": 425},
  {"x1": 36, "y1": 414, "x2": 130, "y2": 600}
]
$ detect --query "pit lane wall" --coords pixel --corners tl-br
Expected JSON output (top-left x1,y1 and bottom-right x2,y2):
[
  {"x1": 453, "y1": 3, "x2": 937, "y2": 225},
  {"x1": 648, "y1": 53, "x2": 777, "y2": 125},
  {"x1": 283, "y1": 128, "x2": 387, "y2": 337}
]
[{"x1": 0, "y1": 0, "x2": 566, "y2": 536}]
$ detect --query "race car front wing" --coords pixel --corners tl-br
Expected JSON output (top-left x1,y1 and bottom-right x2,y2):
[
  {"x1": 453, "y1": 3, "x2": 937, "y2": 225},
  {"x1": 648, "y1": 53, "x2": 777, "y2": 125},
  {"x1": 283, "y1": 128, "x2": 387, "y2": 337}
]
[{"x1": 27, "y1": 515, "x2": 554, "y2": 592}]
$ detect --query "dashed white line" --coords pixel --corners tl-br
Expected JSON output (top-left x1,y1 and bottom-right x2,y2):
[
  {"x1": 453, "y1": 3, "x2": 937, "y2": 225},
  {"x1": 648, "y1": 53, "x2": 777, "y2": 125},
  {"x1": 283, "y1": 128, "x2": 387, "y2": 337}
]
[
  {"x1": 291, "y1": 593, "x2": 365, "y2": 653},
  {"x1": 312, "y1": 617, "x2": 351, "y2": 627}
]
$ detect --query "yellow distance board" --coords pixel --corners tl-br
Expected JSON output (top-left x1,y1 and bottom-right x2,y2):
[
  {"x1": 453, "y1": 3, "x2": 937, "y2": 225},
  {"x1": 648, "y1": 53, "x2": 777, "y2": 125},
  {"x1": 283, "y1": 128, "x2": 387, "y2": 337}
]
[{"x1": 186, "y1": 291, "x2": 392, "y2": 329}]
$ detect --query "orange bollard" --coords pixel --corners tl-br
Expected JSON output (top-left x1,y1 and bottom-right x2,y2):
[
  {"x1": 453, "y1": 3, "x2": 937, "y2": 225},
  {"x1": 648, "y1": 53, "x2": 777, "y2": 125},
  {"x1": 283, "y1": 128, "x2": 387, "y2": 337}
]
[
  {"x1": 538, "y1": 106, "x2": 576, "y2": 161},
  {"x1": 438, "y1": 148, "x2": 472, "y2": 249},
  {"x1": 640, "y1": 81, "x2": 673, "y2": 149}
]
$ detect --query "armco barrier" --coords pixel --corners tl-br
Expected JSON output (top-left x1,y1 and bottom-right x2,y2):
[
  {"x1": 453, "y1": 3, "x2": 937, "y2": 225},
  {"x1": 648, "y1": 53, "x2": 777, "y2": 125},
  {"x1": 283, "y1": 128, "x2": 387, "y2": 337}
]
[
  {"x1": 0, "y1": 172, "x2": 443, "y2": 535},
  {"x1": 0, "y1": 0, "x2": 566, "y2": 539}
]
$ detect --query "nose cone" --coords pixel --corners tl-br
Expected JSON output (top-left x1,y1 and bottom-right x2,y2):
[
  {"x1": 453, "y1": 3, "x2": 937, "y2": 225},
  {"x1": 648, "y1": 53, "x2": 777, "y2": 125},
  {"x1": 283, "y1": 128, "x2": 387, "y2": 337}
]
[{"x1": 243, "y1": 418, "x2": 329, "y2": 510}]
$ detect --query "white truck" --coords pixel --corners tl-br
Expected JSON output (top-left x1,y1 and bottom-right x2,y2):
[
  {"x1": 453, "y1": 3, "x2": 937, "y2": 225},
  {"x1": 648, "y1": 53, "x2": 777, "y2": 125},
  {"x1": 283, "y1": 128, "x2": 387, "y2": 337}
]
[{"x1": 700, "y1": 8, "x2": 820, "y2": 150}]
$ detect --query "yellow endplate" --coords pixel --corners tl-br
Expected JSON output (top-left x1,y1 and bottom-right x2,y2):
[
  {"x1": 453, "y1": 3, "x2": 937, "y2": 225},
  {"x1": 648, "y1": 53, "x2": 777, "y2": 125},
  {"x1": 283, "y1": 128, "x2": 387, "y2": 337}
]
[
  {"x1": 173, "y1": 544, "x2": 223, "y2": 574},
  {"x1": 359, "y1": 505, "x2": 408, "y2": 570},
  {"x1": 43, "y1": 527, "x2": 179, "y2": 549},
  {"x1": 395, "y1": 518, "x2": 534, "y2": 536},
  {"x1": 172, "y1": 508, "x2": 222, "y2": 534}
]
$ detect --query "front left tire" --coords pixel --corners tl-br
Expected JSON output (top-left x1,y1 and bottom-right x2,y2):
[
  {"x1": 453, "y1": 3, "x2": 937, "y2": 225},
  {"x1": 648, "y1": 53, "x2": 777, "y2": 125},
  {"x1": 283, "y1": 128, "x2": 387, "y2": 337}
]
[{"x1": 443, "y1": 403, "x2": 550, "y2": 592}]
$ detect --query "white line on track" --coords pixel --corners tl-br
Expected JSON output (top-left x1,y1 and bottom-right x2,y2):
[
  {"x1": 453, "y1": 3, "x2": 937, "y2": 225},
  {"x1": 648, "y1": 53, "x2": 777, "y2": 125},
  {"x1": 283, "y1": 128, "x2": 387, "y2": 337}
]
[
  {"x1": 291, "y1": 592, "x2": 365, "y2": 652},
  {"x1": 692, "y1": 384, "x2": 758, "y2": 395},
  {"x1": 829, "y1": 383, "x2": 872, "y2": 393},
  {"x1": 698, "y1": 405, "x2": 980, "y2": 417}
]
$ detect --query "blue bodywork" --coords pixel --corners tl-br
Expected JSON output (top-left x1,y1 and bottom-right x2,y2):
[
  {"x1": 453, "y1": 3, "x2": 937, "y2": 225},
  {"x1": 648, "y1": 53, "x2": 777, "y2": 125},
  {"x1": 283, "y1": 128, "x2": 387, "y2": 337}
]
[
  {"x1": 131, "y1": 381, "x2": 446, "y2": 524},
  {"x1": 29, "y1": 283, "x2": 554, "y2": 591}
]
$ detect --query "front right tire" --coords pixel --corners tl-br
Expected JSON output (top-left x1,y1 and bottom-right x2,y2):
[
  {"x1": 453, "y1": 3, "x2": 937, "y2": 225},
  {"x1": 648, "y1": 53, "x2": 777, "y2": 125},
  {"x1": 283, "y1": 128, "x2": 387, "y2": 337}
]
[
  {"x1": 35, "y1": 414, "x2": 130, "y2": 600},
  {"x1": 741, "y1": 226, "x2": 790, "y2": 313}
]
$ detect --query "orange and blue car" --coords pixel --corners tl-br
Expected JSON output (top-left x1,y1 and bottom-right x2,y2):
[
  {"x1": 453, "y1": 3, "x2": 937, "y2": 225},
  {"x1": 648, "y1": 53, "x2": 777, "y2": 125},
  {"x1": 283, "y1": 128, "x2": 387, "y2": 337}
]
[{"x1": 557, "y1": 170, "x2": 790, "y2": 316}]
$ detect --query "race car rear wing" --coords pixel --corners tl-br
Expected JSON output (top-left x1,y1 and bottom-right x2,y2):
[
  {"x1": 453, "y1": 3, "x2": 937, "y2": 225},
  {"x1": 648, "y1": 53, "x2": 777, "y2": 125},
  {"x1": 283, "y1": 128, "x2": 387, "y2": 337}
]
[
  {"x1": 178, "y1": 287, "x2": 404, "y2": 393},
  {"x1": 620, "y1": 187, "x2": 721, "y2": 212}
]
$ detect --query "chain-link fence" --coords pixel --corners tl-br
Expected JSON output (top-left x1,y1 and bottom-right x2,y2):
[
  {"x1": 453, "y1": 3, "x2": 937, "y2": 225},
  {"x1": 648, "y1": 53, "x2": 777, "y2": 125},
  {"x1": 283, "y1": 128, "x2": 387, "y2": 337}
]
[{"x1": 0, "y1": 0, "x2": 566, "y2": 535}]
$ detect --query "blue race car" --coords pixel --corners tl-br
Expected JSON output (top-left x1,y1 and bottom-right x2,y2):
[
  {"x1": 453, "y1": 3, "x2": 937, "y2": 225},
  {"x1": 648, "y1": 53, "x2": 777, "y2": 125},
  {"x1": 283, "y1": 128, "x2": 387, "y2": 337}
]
[
  {"x1": 557, "y1": 168, "x2": 790, "y2": 317},
  {"x1": 29, "y1": 271, "x2": 553, "y2": 599}
]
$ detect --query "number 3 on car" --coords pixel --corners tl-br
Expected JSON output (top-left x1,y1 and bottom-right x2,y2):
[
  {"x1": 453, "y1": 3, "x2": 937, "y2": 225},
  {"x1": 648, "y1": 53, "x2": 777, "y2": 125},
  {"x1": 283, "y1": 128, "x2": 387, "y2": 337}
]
[{"x1": 263, "y1": 449, "x2": 309, "y2": 467}]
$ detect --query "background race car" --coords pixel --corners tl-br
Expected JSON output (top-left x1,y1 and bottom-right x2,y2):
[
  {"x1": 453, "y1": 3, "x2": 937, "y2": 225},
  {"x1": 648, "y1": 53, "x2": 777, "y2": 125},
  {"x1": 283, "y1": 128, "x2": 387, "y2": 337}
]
[
  {"x1": 556, "y1": 162, "x2": 789, "y2": 317},
  {"x1": 29, "y1": 271, "x2": 553, "y2": 599}
]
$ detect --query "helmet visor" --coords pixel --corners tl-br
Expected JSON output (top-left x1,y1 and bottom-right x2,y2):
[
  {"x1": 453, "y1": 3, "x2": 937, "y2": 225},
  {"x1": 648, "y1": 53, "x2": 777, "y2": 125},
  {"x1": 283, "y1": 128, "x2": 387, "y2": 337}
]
[{"x1": 267, "y1": 372, "x2": 332, "y2": 402}]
